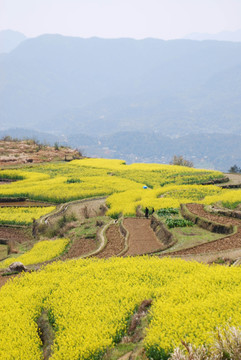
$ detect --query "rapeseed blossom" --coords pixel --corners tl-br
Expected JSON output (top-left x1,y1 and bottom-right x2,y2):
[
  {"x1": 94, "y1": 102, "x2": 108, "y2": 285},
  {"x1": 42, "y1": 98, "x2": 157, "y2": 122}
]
[
  {"x1": 0, "y1": 238, "x2": 69, "y2": 269},
  {"x1": 0, "y1": 159, "x2": 239, "y2": 216},
  {"x1": 0, "y1": 257, "x2": 241, "y2": 359},
  {"x1": 0, "y1": 206, "x2": 56, "y2": 225}
]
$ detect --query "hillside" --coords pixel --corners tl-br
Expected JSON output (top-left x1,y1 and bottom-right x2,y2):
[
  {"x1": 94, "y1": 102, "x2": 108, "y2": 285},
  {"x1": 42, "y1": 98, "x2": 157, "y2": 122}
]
[
  {"x1": 184, "y1": 29, "x2": 241, "y2": 42},
  {"x1": 95, "y1": 132, "x2": 241, "y2": 171},
  {"x1": 1, "y1": 33, "x2": 241, "y2": 360},
  {"x1": 1, "y1": 129, "x2": 241, "y2": 171},
  {"x1": 0, "y1": 30, "x2": 26, "y2": 53},
  {"x1": 0, "y1": 155, "x2": 240, "y2": 359},
  {"x1": 1, "y1": 35, "x2": 241, "y2": 137},
  {"x1": 0, "y1": 138, "x2": 82, "y2": 166}
]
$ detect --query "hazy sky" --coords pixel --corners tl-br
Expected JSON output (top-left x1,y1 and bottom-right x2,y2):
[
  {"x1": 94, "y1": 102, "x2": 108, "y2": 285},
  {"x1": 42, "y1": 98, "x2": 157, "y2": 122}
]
[{"x1": 1, "y1": 0, "x2": 241, "y2": 39}]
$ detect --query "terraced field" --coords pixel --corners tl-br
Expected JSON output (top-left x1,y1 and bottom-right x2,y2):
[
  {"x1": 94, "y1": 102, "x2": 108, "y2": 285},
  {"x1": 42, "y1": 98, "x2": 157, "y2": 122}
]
[{"x1": 0, "y1": 157, "x2": 241, "y2": 360}]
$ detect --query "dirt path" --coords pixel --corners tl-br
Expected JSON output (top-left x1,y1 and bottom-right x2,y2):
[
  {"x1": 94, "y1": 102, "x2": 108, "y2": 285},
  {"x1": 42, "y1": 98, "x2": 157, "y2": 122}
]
[
  {"x1": 123, "y1": 218, "x2": 162, "y2": 256},
  {"x1": 222, "y1": 173, "x2": 241, "y2": 186},
  {"x1": 96, "y1": 224, "x2": 125, "y2": 258},
  {"x1": 169, "y1": 204, "x2": 241, "y2": 256},
  {"x1": 216, "y1": 173, "x2": 241, "y2": 189}
]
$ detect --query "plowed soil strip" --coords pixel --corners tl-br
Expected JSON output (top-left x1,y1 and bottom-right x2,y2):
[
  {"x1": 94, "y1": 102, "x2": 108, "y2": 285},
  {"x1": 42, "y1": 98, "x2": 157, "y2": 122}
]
[
  {"x1": 187, "y1": 204, "x2": 240, "y2": 226},
  {"x1": 0, "y1": 201, "x2": 53, "y2": 207},
  {"x1": 62, "y1": 238, "x2": 97, "y2": 260},
  {"x1": 170, "y1": 204, "x2": 241, "y2": 256},
  {"x1": 124, "y1": 218, "x2": 162, "y2": 256},
  {"x1": 96, "y1": 224, "x2": 125, "y2": 258},
  {"x1": 0, "y1": 226, "x2": 32, "y2": 243}
]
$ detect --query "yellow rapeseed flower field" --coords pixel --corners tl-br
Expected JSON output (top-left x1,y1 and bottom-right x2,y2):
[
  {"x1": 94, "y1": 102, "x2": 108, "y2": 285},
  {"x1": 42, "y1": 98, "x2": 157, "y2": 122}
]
[
  {"x1": 0, "y1": 206, "x2": 56, "y2": 225},
  {"x1": 0, "y1": 257, "x2": 241, "y2": 359},
  {"x1": 0, "y1": 159, "x2": 239, "y2": 216},
  {"x1": 0, "y1": 238, "x2": 69, "y2": 269}
]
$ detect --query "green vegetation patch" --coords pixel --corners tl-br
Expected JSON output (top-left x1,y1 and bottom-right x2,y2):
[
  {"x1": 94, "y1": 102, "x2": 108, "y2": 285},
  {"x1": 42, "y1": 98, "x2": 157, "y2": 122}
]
[
  {"x1": 165, "y1": 217, "x2": 194, "y2": 228},
  {"x1": 69, "y1": 216, "x2": 109, "y2": 239},
  {"x1": 156, "y1": 208, "x2": 179, "y2": 216},
  {"x1": 222, "y1": 201, "x2": 240, "y2": 210},
  {"x1": 66, "y1": 178, "x2": 82, "y2": 184},
  {"x1": 164, "y1": 226, "x2": 223, "y2": 253},
  {"x1": 156, "y1": 207, "x2": 193, "y2": 228}
]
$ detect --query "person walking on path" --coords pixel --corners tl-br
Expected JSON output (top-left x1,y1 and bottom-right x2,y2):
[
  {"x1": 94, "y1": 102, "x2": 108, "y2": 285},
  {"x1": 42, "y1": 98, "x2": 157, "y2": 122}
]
[{"x1": 145, "y1": 207, "x2": 149, "y2": 219}]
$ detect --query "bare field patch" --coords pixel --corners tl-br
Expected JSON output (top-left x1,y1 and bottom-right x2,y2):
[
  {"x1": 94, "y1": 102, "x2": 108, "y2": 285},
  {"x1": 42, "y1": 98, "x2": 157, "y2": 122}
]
[{"x1": 124, "y1": 218, "x2": 163, "y2": 256}]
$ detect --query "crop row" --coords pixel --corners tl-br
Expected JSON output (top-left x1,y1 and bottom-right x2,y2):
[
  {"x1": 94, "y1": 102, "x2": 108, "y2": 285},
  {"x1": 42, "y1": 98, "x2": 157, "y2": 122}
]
[
  {"x1": 0, "y1": 206, "x2": 56, "y2": 225},
  {"x1": 0, "y1": 160, "x2": 239, "y2": 217},
  {"x1": 0, "y1": 238, "x2": 69, "y2": 269},
  {"x1": 0, "y1": 257, "x2": 240, "y2": 359}
]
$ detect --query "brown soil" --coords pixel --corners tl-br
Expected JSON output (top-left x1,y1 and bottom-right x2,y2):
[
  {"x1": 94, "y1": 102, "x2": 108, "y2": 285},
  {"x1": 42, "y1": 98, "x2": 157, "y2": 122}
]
[
  {"x1": 96, "y1": 224, "x2": 125, "y2": 258},
  {"x1": 62, "y1": 238, "x2": 97, "y2": 259},
  {"x1": 169, "y1": 204, "x2": 241, "y2": 256},
  {"x1": 0, "y1": 226, "x2": 32, "y2": 243},
  {"x1": 123, "y1": 218, "x2": 163, "y2": 256},
  {"x1": 47, "y1": 198, "x2": 107, "y2": 226},
  {"x1": 0, "y1": 139, "x2": 82, "y2": 166},
  {"x1": 0, "y1": 272, "x2": 22, "y2": 288},
  {"x1": 187, "y1": 204, "x2": 240, "y2": 226},
  {"x1": 0, "y1": 201, "x2": 53, "y2": 207},
  {"x1": 0, "y1": 274, "x2": 19, "y2": 289}
]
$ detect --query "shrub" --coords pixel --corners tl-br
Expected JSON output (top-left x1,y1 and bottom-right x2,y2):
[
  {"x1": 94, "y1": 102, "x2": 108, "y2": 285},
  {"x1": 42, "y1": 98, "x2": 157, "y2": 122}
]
[
  {"x1": 170, "y1": 327, "x2": 241, "y2": 360},
  {"x1": 170, "y1": 155, "x2": 194, "y2": 168},
  {"x1": 228, "y1": 165, "x2": 241, "y2": 174},
  {"x1": 66, "y1": 178, "x2": 82, "y2": 184}
]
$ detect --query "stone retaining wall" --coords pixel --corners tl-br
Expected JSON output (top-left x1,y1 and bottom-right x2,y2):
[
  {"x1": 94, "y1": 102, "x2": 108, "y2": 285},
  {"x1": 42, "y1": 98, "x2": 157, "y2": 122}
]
[
  {"x1": 180, "y1": 204, "x2": 235, "y2": 234},
  {"x1": 150, "y1": 215, "x2": 175, "y2": 247},
  {"x1": 209, "y1": 206, "x2": 241, "y2": 220}
]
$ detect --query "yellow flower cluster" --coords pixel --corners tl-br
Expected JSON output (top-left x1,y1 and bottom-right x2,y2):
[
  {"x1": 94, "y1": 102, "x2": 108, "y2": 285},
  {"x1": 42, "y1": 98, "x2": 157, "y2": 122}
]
[
  {"x1": 0, "y1": 206, "x2": 56, "y2": 225},
  {"x1": 0, "y1": 257, "x2": 241, "y2": 359},
  {"x1": 106, "y1": 184, "x2": 224, "y2": 216},
  {"x1": 0, "y1": 159, "x2": 239, "y2": 214},
  {"x1": 144, "y1": 260, "x2": 241, "y2": 358},
  {"x1": 0, "y1": 239, "x2": 69, "y2": 269},
  {"x1": 200, "y1": 189, "x2": 241, "y2": 209}
]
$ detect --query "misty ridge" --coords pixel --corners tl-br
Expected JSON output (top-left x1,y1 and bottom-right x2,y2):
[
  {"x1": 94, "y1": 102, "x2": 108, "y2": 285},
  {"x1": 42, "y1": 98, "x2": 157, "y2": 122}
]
[{"x1": 0, "y1": 31, "x2": 241, "y2": 171}]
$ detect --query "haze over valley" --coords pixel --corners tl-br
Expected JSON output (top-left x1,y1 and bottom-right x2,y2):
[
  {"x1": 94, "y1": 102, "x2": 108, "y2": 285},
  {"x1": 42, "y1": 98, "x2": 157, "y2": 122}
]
[{"x1": 0, "y1": 30, "x2": 241, "y2": 171}]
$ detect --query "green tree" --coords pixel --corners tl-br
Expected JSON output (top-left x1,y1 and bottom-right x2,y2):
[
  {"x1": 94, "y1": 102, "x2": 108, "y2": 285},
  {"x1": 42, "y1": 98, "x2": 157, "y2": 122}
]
[{"x1": 229, "y1": 164, "x2": 241, "y2": 173}]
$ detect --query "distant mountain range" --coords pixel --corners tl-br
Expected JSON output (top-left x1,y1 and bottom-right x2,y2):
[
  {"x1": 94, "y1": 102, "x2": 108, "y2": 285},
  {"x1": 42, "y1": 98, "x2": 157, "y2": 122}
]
[
  {"x1": 0, "y1": 33, "x2": 241, "y2": 171},
  {"x1": 1, "y1": 128, "x2": 240, "y2": 172},
  {"x1": 1, "y1": 34, "x2": 241, "y2": 138},
  {"x1": 184, "y1": 29, "x2": 241, "y2": 42},
  {"x1": 0, "y1": 30, "x2": 26, "y2": 53}
]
